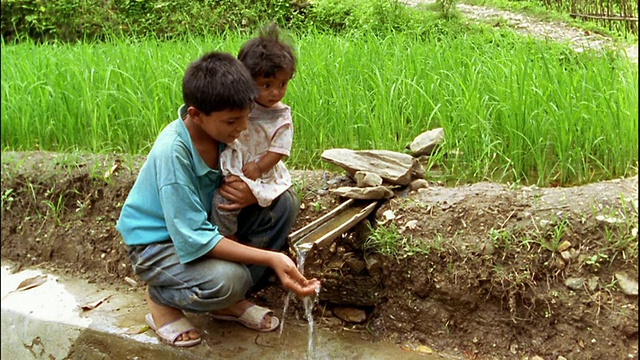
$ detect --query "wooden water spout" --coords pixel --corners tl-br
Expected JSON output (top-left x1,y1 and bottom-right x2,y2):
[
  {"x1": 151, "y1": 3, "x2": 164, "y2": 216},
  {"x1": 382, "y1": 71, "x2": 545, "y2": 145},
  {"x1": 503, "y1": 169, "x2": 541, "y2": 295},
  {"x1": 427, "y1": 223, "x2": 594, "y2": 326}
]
[{"x1": 288, "y1": 199, "x2": 378, "y2": 257}]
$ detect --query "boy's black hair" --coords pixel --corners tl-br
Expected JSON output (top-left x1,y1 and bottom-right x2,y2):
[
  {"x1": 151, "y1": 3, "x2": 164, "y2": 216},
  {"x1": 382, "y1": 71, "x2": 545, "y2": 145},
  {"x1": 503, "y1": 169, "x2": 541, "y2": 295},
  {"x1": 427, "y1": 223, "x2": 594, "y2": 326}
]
[
  {"x1": 182, "y1": 52, "x2": 257, "y2": 115},
  {"x1": 237, "y1": 23, "x2": 296, "y2": 79}
]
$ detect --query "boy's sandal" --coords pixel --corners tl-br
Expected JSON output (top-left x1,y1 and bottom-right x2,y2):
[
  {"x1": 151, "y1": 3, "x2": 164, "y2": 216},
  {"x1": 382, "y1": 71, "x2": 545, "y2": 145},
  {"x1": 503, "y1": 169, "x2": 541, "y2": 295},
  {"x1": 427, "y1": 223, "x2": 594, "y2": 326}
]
[
  {"x1": 211, "y1": 304, "x2": 280, "y2": 332},
  {"x1": 145, "y1": 313, "x2": 202, "y2": 347}
]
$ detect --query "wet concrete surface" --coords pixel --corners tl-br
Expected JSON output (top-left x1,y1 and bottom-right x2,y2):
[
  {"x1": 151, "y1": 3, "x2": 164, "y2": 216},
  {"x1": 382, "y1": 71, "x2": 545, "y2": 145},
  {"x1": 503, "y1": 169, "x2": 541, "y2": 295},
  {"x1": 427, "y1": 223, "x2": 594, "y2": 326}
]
[{"x1": 1, "y1": 259, "x2": 457, "y2": 359}]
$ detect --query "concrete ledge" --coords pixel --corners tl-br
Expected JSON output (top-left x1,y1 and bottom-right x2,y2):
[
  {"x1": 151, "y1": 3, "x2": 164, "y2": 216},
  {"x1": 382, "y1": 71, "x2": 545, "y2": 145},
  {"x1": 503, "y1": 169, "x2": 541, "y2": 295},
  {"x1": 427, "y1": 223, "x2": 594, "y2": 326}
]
[{"x1": 1, "y1": 260, "x2": 439, "y2": 359}]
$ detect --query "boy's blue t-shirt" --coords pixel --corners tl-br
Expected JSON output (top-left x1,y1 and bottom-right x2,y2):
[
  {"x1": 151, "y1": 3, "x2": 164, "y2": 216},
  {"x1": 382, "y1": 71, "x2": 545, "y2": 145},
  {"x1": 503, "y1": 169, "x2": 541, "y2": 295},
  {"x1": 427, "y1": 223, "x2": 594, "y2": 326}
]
[{"x1": 116, "y1": 105, "x2": 224, "y2": 264}]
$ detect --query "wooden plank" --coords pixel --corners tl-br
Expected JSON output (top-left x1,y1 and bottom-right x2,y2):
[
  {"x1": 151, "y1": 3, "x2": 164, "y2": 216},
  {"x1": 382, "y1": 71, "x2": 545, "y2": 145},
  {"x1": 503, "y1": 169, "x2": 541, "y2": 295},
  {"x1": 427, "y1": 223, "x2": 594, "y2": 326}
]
[{"x1": 570, "y1": 13, "x2": 638, "y2": 21}]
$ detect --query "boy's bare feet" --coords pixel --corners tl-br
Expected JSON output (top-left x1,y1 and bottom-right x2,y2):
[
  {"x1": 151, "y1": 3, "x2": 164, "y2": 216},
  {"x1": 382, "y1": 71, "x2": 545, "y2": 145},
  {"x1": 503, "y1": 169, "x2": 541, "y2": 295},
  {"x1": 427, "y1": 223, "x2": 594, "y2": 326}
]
[{"x1": 145, "y1": 287, "x2": 200, "y2": 342}]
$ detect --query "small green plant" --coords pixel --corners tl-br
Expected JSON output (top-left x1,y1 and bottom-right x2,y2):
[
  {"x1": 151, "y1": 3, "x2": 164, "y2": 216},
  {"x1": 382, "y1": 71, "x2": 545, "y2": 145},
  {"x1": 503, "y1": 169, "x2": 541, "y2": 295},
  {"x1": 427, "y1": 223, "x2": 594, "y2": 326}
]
[
  {"x1": 489, "y1": 228, "x2": 514, "y2": 250},
  {"x1": 25, "y1": 182, "x2": 43, "y2": 218},
  {"x1": 75, "y1": 198, "x2": 90, "y2": 216},
  {"x1": 41, "y1": 192, "x2": 66, "y2": 226},
  {"x1": 1, "y1": 188, "x2": 15, "y2": 213},
  {"x1": 583, "y1": 253, "x2": 609, "y2": 271},
  {"x1": 588, "y1": 193, "x2": 639, "y2": 266},
  {"x1": 364, "y1": 222, "x2": 439, "y2": 258},
  {"x1": 364, "y1": 222, "x2": 404, "y2": 257},
  {"x1": 309, "y1": 201, "x2": 326, "y2": 212},
  {"x1": 538, "y1": 218, "x2": 570, "y2": 252}
]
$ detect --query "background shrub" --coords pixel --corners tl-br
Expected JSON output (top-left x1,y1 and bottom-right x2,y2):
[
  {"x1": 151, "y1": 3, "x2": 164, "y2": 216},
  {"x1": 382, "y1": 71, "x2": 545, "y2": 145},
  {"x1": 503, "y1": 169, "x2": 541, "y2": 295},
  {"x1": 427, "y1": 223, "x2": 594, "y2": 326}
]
[
  {"x1": 1, "y1": 0, "x2": 308, "y2": 42},
  {"x1": 1, "y1": 0, "x2": 442, "y2": 43}
]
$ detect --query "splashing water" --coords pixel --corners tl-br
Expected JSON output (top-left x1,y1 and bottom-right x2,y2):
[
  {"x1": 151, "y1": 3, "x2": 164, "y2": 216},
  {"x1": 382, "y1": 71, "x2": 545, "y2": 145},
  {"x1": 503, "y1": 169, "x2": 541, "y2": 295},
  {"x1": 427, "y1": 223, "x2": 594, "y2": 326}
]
[
  {"x1": 279, "y1": 243, "x2": 321, "y2": 358},
  {"x1": 279, "y1": 292, "x2": 291, "y2": 337},
  {"x1": 303, "y1": 284, "x2": 320, "y2": 356}
]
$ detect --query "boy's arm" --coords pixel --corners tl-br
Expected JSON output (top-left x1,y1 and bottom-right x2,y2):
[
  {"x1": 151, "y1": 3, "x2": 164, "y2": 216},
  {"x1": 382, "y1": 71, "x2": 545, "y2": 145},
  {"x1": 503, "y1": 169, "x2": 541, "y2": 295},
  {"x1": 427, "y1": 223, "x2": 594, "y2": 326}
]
[
  {"x1": 217, "y1": 175, "x2": 258, "y2": 210},
  {"x1": 242, "y1": 151, "x2": 285, "y2": 180},
  {"x1": 207, "y1": 237, "x2": 320, "y2": 296}
]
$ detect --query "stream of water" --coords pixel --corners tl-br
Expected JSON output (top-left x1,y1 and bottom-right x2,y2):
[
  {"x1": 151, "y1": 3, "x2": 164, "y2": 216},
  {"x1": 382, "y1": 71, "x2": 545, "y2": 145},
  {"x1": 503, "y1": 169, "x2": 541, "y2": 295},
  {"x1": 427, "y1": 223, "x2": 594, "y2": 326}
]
[{"x1": 279, "y1": 244, "x2": 320, "y2": 359}]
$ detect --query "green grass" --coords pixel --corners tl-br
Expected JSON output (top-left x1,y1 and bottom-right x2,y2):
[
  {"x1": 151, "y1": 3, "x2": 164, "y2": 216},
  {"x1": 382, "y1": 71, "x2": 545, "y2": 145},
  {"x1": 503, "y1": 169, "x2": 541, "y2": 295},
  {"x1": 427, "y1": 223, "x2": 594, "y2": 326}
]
[{"x1": 2, "y1": 23, "x2": 637, "y2": 186}]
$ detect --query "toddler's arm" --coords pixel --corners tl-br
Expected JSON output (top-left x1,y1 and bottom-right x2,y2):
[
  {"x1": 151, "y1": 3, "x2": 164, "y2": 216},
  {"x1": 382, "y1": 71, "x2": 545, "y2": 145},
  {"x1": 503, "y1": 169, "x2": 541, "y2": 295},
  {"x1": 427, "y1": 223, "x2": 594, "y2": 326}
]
[{"x1": 242, "y1": 151, "x2": 285, "y2": 180}]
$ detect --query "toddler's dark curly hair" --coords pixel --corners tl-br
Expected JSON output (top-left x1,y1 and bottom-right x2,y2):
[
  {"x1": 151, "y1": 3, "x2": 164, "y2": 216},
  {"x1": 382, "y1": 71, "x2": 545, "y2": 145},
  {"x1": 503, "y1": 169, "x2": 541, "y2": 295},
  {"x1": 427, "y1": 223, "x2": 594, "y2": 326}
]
[{"x1": 238, "y1": 23, "x2": 296, "y2": 79}]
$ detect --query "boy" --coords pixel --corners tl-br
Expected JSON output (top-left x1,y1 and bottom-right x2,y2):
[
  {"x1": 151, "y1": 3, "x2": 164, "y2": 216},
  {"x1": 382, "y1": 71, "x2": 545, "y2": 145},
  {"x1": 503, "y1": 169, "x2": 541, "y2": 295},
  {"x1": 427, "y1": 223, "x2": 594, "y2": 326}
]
[{"x1": 116, "y1": 52, "x2": 319, "y2": 347}]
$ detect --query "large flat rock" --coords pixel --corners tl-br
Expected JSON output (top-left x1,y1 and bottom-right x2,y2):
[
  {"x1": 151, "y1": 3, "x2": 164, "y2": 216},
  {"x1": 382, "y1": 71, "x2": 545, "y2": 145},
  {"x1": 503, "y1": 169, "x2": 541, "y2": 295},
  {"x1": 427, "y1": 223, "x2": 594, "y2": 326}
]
[{"x1": 321, "y1": 149, "x2": 424, "y2": 186}]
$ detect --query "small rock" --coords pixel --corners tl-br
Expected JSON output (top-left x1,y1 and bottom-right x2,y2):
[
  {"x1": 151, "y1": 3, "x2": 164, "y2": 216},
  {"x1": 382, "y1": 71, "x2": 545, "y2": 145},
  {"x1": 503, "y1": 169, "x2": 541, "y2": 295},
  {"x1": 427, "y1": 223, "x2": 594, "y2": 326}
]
[
  {"x1": 407, "y1": 127, "x2": 444, "y2": 156},
  {"x1": 401, "y1": 220, "x2": 419, "y2": 232},
  {"x1": 615, "y1": 272, "x2": 638, "y2": 296},
  {"x1": 365, "y1": 256, "x2": 381, "y2": 274},
  {"x1": 595, "y1": 214, "x2": 624, "y2": 224},
  {"x1": 482, "y1": 240, "x2": 495, "y2": 255},
  {"x1": 382, "y1": 210, "x2": 396, "y2": 222},
  {"x1": 570, "y1": 248, "x2": 579, "y2": 259},
  {"x1": 345, "y1": 257, "x2": 367, "y2": 273},
  {"x1": 354, "y1": 171, "x2": 383, "y2": 187},
  {"x1": 565, "y1": 277, "x2": 585, "y2": 290},
  {"x1": 331, "y1": 186, "x2": 394, "y2": 200},
  {"x1": 556, "y1": 240, "x2": 571, "y2": 252},
  {"x1": 332, "y1": 306, "x2": 367, "y2": 323},
  {"x1": 408, "y1": 179, "x2": 429, "y2": 191},
  {"x1": 553, "y1": 256, "x2": 565, "y2": 270},
  {"x1": 321, "y1": 317, "x2": 343, "y2": 327}
]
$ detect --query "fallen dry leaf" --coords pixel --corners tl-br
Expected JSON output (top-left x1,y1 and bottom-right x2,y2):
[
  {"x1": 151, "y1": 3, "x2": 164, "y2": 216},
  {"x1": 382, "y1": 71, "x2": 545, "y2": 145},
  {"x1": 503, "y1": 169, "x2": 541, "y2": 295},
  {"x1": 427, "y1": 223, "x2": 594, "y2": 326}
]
[
  {"x1": 104, "y1": 159, "x2": 121, "y2": 179},
  {"x1": 80, "y1": 294, "x2": 113, "y2": 311},
  {"x1": 1, "y1": 274, "x2": 49, "y2": 299},
  {"x1": 415, "y1": 345, "x2": 433, "y2": 354},
  {"x1": 123, "y1": 324, "x2": 150, "y2": 335},
  {"x1": 15, "y1": 274, "x2": 48, "y2": 291},
  {"x1": 124, "y1": 276, "x2": 138, "y2": 287}
]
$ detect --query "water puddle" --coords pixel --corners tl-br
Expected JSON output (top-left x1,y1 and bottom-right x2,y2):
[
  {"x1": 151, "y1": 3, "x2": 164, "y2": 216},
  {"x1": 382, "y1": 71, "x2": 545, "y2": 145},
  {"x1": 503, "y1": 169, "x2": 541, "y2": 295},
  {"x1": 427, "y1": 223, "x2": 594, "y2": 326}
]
[{"x1": 1, "y1": 260, "x2": 450, "y2": 360}]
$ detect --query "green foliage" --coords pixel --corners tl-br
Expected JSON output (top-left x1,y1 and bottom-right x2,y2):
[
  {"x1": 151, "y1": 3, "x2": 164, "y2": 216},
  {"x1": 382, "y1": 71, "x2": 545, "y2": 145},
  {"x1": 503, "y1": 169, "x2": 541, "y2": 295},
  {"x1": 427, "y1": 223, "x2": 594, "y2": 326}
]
[
  {"x1": 434, "y1": 0, "x2": 460, "y2": 19},
  {"x1": 304, "y1": 0, "x2": 443, "y2": 34},
  {"x1": 1, "y1": 0, "x2": 452, "y2": 42},
  {"x1": 1, "y1": 0, "x2": 306, "y2": 42},
  {"x1": 1, "y1": 0, "x2": 94, "y2": 42},
  {"x1": 2, "y1": 0, "x2": 636, "y2": 44},
  {"x1": 538, "y1": 218, "x2": 570, "y2": 252},
  {"x1": 1, "y1": 188, "x2": 15, "y2": 214},
  {"x1": 364, "y1": 222, "x2": 445, "y2": 258}
]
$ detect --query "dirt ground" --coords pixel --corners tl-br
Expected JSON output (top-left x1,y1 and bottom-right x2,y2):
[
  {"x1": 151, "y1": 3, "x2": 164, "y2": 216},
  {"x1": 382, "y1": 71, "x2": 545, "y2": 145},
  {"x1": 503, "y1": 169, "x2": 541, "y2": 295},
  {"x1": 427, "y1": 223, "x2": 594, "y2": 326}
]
[{"x1": 1, "y1": 151, "x2": 637, "y2": 359}]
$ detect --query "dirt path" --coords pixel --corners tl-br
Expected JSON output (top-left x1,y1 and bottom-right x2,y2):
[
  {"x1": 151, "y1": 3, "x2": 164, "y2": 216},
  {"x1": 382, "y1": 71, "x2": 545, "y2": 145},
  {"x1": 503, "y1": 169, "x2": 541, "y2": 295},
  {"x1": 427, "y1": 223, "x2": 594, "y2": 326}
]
[{"x1": 404, "y1": 0, "x2": 638, "y2": 63}]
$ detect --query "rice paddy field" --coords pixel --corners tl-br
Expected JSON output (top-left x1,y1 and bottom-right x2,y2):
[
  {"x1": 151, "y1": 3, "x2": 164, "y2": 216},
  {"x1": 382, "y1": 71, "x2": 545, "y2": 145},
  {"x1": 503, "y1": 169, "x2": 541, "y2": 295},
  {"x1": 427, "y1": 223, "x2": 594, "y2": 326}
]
[{"x1": 1, "y1": 26, "x2": 637, "y2": 186}]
